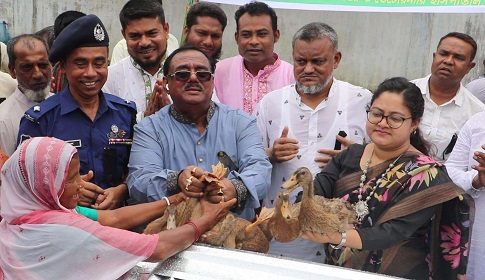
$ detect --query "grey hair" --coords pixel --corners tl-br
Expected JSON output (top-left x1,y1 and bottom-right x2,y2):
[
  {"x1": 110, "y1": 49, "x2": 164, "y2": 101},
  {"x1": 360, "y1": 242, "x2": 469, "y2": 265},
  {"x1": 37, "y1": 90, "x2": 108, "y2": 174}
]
[{"x1": 292, "y1": 22, "x2": 338, "y2": 50}]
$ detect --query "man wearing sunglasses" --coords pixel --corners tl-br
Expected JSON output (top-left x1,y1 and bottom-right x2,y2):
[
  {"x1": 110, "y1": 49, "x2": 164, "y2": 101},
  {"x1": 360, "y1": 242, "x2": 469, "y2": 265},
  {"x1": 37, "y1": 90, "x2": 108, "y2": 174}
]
[
  {"x1": 143, "y1": 2, "x2": 227, "y2": 118},
  {"x1": 127, "y1": 45, "x2": 271, "y2": 221},
  {"x1": 411, "y1": 32, "x2": 485, "y2": 163}
]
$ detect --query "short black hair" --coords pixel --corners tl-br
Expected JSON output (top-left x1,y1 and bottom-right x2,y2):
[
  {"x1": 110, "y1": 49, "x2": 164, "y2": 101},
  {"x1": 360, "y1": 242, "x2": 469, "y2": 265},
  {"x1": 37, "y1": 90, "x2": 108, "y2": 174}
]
[
  {"x1": 438, "y1": 32, "x2": 477, "y2": 62},
  {"x1": 54, "y1": 10, "x2": 86, "y2": 38},
  {"x1": 163, "y1": 45, "x2": 216, "y2": 75},
  {"x1": 186, "y1": 2, "x2": 227, "y2": 32},
  {"x1": 7, "y1": 34, "x2": 49, "y2": 67},
  {"x1": 235, "y1": 1, "x2": 277, "y2": 33},
  {"x1": 119, "y1": 0, "x2": 165, "y2": 30}
]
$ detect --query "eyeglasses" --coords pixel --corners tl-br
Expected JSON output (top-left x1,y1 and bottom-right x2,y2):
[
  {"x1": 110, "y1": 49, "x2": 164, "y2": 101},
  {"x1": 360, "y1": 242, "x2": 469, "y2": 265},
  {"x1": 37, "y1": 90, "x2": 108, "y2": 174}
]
[
  {"x1": 167, "y1": 70, "x2": 213, "y2": 82},
  {"x1": 366, "y1": 109, "x2": 412, "y2": 129}
]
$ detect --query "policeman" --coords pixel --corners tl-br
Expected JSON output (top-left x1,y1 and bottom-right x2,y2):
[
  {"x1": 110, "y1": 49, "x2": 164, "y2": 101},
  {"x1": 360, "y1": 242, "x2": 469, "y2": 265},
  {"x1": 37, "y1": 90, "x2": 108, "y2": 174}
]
[{"x1": 18, "y1": 15, "x2": 137, "y2": 210}]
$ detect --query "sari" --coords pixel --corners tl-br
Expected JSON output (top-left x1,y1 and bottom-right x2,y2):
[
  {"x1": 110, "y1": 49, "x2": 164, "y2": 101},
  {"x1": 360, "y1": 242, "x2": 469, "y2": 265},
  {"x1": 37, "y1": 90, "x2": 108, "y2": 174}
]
[
  {"x1": 314, "y1": 144, "x2": 473, "y2": 279},
  {"x1": 0, "y1": 137, "x2": 158, "y2": 280}
]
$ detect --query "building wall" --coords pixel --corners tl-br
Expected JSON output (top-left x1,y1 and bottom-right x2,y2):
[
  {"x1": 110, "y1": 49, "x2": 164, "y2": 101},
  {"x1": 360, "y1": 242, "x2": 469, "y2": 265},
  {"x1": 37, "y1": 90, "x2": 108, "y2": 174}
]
[{"x1": 1, "y1": 0, "x2": 484, "y2": 90}]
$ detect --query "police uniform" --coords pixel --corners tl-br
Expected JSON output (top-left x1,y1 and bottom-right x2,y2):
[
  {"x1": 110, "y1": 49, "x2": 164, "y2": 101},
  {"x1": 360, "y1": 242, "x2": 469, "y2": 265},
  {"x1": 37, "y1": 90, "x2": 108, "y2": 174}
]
[{"x1": 17, "y1": 14, "x2": 137, "y2": 190}]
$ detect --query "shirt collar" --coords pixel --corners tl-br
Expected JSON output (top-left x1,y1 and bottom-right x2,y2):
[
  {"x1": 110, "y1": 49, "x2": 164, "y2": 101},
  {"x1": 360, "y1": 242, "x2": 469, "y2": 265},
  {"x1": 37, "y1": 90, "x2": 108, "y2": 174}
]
[
  {"x1": 169, "y1": 101, "x2": 216, "y2": 124},
  {"x1": 60, "y1": 87, "x2": 115, "y2": 116},
  {"x1": 425, "y1": 74, "x2": 464, "y2": 106},
  {"x1": 242, "y1": 53, "x2": 282, "y2": 77}
]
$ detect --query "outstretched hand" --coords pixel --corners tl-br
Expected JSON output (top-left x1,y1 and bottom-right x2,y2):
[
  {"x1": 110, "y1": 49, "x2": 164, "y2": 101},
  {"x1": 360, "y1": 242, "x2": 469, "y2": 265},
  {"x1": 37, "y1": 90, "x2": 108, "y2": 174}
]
[{"x1": 199, "y1": 197, "x2": 237, "y2": 229}]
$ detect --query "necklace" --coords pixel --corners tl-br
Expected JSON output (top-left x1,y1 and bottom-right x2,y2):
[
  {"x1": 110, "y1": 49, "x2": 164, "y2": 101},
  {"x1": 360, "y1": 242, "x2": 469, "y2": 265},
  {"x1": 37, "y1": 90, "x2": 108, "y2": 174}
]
[{"x1": 354, "y1": 148, "x2": 404, "y2": 222}]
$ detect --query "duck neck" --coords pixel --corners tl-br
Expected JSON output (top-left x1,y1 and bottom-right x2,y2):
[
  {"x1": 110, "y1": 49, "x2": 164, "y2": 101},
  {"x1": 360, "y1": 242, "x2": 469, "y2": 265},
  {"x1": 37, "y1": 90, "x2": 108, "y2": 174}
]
[{"x1": 302, "y1": 180, "x2": 314, "y2": 199}]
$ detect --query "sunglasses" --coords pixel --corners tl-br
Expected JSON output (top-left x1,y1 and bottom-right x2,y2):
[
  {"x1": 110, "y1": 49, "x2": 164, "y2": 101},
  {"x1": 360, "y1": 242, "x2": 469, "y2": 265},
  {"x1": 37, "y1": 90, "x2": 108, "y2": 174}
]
[{"x1": 167, "y1": 70, "x2": 213, "y2": 82}]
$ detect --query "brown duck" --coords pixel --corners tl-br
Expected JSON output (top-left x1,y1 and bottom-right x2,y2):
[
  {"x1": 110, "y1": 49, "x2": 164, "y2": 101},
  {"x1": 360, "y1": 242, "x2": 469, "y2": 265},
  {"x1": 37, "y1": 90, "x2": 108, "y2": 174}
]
[
  {"x1": 144, "y1": 163, "x2": 269, "y2": 253},
  {"x1": 282, "y1": 167, "x2": 357, "y2": 234}
]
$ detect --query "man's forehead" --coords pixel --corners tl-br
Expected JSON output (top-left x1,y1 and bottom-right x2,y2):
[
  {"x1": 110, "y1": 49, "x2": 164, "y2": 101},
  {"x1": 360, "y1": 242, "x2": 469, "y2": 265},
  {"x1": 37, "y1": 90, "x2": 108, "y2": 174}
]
[
  {"x1": 171, "y1": 51, "x2": 210, "y2": 69},
  {"x1": 126, "y1": 16, "x2": 163, "y2": 29},
  {"x1": 68, "y1": 46, "x2": 108, "y2": 60},
  {"x1": 238, "y1": 14, "x2": 272, "y2": 30},
  {"x1": 15, "y1": 38, "x2": 46, "y2": 53}
]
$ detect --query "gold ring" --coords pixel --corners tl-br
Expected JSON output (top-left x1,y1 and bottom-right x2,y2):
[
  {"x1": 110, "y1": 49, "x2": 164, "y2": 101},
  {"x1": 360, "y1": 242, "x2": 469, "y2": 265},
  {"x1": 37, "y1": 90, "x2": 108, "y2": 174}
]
[
  {"x1": 192, "y1": 167, "x2": 197, "y2": 174},
  {"x1": 185, "y1": 176, "x2": 194, "y2": 186},
  {"x1": 185, "y1": 185, "x2": 189, "y2": 191},
  {"x1": 220, "y1": 195, "x2": 225, "y2": 203},
  {"x1": 217, "y1": 188, "x2": 223, "y2": 195}
]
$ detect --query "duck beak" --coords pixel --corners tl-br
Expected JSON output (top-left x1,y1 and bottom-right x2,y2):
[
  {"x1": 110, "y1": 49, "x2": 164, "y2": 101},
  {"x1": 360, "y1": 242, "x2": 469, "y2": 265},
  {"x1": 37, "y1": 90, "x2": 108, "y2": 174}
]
[{"x1": 281, "y1": 174, "x2": 299, "y2": 191}]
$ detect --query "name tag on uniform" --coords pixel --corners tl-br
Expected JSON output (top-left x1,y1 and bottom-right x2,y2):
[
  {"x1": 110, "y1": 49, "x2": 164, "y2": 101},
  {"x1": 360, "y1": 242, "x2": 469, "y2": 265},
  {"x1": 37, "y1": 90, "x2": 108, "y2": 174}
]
[{"x1": 66, "y1": 139, "x2": 82, "y2": 148}]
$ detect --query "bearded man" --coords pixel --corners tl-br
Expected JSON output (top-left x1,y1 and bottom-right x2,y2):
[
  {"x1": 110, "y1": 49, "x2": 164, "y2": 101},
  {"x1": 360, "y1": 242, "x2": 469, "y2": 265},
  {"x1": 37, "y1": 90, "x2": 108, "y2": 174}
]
[{"x1": 0, "y1": 34, "x2": 51, "y2": 156}]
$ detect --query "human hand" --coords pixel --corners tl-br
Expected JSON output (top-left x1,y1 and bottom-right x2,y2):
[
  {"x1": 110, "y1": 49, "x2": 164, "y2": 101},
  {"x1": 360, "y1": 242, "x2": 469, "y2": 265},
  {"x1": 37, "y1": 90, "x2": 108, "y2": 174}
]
[
  {"x1": 144, "y1": 78, "x2": 171, "y2": 117},
  {"x1": 315, "y1": 135, "x2": 354, "y2": 168},
  {"x1": 472, "y1": 148, "x2": 485, "y2": 189},
  {"x1": 93, "y1": 183, "x2": 127, "y2": 210},
  {"x1": 198, "y1": 197, "x2": 237, "y2": 230},
  {"x1": 205, "y1": 178, "x2": 237, "y2": 204},
  {"x1": 178, "y1": 165, "x2": 205, "y2": 198},
  {"x1": 168, "y1": 192, "x2": 189, "y2": 205},
  {"x1": 78, "y1": 170, "x2": 105, "y2": 207},
  {"x1": 269, "y1": 126, "x2": 299, "y2": 162}
]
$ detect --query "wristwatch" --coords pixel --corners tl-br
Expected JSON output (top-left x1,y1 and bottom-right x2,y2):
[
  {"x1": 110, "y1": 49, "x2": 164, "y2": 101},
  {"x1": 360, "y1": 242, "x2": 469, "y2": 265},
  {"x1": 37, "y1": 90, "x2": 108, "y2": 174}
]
[{"x1": 330, "y1": 231, "x2": 347, "y2": 250}]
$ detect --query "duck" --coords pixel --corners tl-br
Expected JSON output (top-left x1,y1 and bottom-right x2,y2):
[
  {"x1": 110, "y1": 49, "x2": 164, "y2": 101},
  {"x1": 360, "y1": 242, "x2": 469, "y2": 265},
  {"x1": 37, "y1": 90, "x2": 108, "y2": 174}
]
[
  {"x1": 245, "y1": 191, "x2": 301, "y2": 243},
  {"x1": 269, "y1": 191, "x2": 301, "y2": 242},
  {"x1": 144, "y1": 162, "x2": 269, "y2": 253},
  {"x1": 282, "y1": 167, "x2": 357, "y2": 234}
]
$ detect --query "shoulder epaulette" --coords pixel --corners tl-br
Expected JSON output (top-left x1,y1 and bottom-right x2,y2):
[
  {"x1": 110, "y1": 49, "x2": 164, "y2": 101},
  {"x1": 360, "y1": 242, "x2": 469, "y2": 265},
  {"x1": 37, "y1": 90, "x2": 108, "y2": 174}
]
[
  {"x1": 23, "y1": 94, "x2": 61, "y2": 123},
  {"x1": 104, "y1": 93, "x2": 137, "y2": 112}
]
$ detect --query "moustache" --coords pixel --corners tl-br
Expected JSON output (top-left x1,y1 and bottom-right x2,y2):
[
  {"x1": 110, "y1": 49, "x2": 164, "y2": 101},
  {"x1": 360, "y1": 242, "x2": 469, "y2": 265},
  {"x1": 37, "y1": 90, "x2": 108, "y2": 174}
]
[{"x1": 184, "y1": 83, "x2": 203, "y2": 91}]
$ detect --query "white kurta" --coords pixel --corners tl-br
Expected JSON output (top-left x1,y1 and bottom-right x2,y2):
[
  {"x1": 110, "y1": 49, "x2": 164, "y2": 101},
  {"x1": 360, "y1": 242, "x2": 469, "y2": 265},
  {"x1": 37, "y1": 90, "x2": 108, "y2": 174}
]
[
  {"x1": 445, "y1": 111, "x2": 485, "y2": 280},
  {"x1": 412, "y1": 75, "x2": 485, "y2": 163},
  {"x1": 104, "y1": 56, "x2": 161, "y2": 122},
  {"x1": 255, "y1": 79, "x2": 372, "y2": 263},
  {"x1": 0, "y1": 88, "x2": 37, "y2": 156}
]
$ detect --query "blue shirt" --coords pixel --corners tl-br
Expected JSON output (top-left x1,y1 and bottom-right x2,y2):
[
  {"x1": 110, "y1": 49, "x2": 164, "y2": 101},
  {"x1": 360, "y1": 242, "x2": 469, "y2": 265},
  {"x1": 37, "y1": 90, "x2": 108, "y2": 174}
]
[
  {"x1": 18, "y1": 87, "x2": 136, "y2": 189},
  {"x1": 127, "y1": 103, "x2": 271, "y2": 220}
]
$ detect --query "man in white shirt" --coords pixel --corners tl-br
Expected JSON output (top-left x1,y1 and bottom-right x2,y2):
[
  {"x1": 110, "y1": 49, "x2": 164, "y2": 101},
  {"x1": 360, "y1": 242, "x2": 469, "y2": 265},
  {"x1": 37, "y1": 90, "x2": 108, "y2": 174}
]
[
  {"x1": 103, "y1": 0, "x2": 171, "y2": 121},
  {"x1": 412, "y1": 32, "x2": 485, "y2": 163},
  {"x1": 445, "y1": 110, "x2": 485, "y2": 279},
  {"x1": 255, "y1": 22, "x2": 372, "y2": 263},
  {"x1": 0, "y1": 34, "x2": 51, "y2": 156},
  {"x1": 466, "y1": 59, "x2": 485, "y2": 104}
]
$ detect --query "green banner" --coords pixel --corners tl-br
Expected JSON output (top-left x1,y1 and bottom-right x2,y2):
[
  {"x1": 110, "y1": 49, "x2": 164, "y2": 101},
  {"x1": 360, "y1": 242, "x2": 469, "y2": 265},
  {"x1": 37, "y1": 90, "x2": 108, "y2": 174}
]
[{"x1": 205, "y1": 0, "x2": 485, "y2": 12}]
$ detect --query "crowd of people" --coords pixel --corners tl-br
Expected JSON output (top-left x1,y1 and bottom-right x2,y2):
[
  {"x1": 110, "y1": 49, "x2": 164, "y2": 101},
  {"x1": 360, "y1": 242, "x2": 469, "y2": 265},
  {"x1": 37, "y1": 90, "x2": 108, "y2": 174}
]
[{"x1": 0, "y1": 0, "x2": 484, "y2": 279}]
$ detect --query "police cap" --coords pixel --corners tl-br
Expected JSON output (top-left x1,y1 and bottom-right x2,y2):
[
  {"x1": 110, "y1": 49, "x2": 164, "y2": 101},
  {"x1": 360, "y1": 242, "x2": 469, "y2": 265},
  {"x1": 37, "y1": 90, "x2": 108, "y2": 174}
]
[{"x1": 49, "y1": 14, "x2": 109, "y2": 63}]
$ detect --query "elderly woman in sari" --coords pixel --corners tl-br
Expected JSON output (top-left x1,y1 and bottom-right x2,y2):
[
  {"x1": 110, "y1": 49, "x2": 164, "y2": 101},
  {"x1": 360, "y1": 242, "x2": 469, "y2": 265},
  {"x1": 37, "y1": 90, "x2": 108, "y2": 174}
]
[
  {"x1": 301, "y1": 77, "x2": 473, "y2": 279},
  {"x1": 0, "y1": 137, "x2": 235, "y2": 279}
]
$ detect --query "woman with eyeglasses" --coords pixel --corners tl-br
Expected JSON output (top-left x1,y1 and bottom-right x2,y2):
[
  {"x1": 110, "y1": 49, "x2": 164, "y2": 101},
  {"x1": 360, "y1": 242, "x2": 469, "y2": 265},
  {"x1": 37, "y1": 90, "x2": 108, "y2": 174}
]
[{"x1": 301, "y1": 77, "x2": 473, "y2": 279}]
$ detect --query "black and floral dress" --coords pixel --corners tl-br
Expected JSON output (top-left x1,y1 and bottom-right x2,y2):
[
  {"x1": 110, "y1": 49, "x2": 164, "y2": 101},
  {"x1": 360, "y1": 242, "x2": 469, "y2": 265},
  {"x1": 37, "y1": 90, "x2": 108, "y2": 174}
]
[{"x1": 314, "y1": 144, "x2": 473, "y2": 280}]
